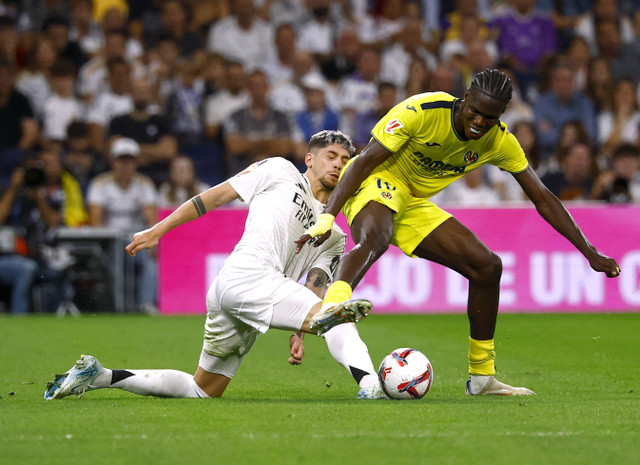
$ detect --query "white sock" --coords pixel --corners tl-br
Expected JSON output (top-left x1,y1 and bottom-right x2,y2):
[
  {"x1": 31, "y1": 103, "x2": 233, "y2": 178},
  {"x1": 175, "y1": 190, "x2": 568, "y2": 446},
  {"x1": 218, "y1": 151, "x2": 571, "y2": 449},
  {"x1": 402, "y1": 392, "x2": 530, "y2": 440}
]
[
  {"x1": 94, "y1": 369, "x2": 209, "y2": 398},
  {"x1": 324, "y1": 323, "x2": 376, "y2": 388},
  {"x1": 468, "y1": 374, "x2": 492, "y2": 393}
]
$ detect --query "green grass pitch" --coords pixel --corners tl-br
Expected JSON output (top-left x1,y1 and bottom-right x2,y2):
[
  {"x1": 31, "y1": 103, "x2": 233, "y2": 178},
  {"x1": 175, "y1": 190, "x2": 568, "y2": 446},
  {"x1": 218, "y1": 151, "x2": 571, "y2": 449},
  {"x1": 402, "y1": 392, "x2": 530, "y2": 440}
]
[{"x1": 1, "y1": 312, "x2": 639, "y2": 465}]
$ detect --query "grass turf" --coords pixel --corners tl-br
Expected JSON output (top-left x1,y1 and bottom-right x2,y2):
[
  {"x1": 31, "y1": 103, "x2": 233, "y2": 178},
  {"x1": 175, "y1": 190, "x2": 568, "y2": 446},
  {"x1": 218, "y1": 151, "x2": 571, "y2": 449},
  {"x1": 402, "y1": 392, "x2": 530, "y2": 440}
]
[{"x1": 1, "y1": 313, "x2": 639, "y2": 465}]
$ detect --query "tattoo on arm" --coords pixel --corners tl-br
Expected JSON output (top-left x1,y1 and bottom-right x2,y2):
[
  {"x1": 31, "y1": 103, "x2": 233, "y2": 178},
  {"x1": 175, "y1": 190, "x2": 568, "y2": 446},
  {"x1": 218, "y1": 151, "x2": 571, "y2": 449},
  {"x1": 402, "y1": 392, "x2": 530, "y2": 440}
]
[
  {"x1": 191, "y1": 195, "x2": 207, "y2": 217},
  {"x1": 306, "y1": 268, "x2": 329, "y2": 289}
]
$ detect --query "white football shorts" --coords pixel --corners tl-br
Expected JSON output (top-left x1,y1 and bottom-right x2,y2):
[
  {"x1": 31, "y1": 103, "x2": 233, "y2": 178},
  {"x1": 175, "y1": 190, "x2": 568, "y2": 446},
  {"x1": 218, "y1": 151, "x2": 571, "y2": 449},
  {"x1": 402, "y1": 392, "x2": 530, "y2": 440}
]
[{"x1": 199, "y1": 253, "x2": 321, "y2": 378}]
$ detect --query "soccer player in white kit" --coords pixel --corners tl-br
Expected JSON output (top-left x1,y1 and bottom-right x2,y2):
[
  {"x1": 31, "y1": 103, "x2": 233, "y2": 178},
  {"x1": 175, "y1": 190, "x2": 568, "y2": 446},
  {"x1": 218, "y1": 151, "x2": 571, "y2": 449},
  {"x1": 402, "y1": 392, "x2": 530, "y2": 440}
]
[{"x1": 44, "y1": 130, "x2": 385, "y2": 400}]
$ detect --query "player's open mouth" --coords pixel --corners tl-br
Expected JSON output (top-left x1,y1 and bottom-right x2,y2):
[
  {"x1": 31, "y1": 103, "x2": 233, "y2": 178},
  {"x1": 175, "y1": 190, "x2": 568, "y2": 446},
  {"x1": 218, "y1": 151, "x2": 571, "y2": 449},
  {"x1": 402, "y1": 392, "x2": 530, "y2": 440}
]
[{"x1": 469, "y1": 127, "x2": 482, "y2": 136}]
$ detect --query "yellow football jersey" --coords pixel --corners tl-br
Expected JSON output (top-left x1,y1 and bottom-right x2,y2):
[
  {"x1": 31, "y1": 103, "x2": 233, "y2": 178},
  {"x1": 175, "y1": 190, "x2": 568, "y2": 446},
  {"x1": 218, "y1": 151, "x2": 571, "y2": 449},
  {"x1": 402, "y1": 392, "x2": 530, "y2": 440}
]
[{"x1": 370, "y1": 91, "x2": 529, "y2": 198}]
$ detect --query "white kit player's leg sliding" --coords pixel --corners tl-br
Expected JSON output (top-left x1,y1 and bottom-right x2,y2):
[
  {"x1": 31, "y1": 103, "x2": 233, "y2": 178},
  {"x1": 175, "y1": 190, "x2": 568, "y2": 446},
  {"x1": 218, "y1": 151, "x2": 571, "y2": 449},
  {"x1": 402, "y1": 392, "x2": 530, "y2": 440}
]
[
  {"x1": 324, "y1": 323, "x2": 385, "y2": 399},
  {"x1": 44, "y1": 355, "x2": 209, "y2": 399},
  {"x1": 44, "y1": 355, "x2": 106, "y2": 400},
  {"x1": 309, "y1": 299, "x2": 372, "y2": 336},
  {"x1": 465, "y1": 375, "x2": 536, "y2": 396}
]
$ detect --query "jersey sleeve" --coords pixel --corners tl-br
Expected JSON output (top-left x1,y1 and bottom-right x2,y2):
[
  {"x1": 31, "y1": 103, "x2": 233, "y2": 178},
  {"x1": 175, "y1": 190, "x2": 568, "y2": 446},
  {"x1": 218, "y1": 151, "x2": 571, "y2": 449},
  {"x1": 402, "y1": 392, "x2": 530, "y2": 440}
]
[
  {"x1": 370, "y1": 98, "x2": 425, "y2": 153},
  {"x1": 491, "y1": 129, "x2": 529, "y2": 173},
  {"x1": 227, "y1": 157, "x2": 292, "y2": 203}
]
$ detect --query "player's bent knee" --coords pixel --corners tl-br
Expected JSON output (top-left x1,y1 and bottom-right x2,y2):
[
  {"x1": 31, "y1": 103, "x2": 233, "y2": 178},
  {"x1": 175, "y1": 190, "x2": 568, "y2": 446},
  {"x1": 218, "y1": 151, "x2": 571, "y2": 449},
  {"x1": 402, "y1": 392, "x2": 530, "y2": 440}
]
[{"x1": 469, "y1": 252, "x2": 502, "y2": 283}]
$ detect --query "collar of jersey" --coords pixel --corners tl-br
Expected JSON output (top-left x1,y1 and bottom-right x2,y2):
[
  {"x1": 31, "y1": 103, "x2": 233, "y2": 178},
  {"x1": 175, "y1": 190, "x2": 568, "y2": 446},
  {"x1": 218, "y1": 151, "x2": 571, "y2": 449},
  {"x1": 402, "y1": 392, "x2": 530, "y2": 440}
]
[{"x1": 450, "y1": 98, "x2": 467, "y2": 142}]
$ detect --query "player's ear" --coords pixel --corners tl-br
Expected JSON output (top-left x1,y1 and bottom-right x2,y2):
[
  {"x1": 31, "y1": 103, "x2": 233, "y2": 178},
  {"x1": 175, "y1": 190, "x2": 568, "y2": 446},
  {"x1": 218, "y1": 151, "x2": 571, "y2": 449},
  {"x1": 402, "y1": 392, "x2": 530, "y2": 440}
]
[{"x1": 304, "y1": 151, "x2": 314, "y2": 168}]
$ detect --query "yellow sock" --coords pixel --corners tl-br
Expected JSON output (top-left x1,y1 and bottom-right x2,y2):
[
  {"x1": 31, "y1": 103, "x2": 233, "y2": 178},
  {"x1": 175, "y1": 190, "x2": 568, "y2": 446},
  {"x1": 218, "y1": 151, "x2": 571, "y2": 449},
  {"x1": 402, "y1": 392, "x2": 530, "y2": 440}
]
[
  {"x1": 468, "y1": 337, "x2": 496, "y2": 376},
  {"x1": 322, "y1": 281, "x2": 352, "y2": 306}
]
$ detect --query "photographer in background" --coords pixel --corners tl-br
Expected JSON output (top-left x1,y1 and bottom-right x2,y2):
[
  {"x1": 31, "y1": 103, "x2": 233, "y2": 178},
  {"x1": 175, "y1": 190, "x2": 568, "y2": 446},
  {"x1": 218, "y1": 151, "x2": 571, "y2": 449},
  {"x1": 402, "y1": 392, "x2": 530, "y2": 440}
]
[
  {"x1": 0, "y1": 150, "x2": 87, "y2": 314},
  {"x1": 592, "y1": 144, "x2": 640, "y2": 203}
]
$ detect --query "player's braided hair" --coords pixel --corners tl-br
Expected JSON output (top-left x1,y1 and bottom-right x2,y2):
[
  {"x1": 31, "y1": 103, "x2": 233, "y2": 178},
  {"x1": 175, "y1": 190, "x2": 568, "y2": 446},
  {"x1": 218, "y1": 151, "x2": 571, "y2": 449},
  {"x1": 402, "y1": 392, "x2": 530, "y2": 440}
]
[
  {"x1": 308, "y1": 130, "x2": 356, "y2": 157},
  {"x1": 470, "y1": 69, "x2": 513, "y2": 104}
]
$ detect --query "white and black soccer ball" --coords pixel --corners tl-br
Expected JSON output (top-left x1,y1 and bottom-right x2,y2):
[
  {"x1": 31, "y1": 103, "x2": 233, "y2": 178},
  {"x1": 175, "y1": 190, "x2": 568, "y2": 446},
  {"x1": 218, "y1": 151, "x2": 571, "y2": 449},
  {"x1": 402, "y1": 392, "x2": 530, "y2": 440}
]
[{"x1": 378, "y1": 348, "x2": 433, "y2": 400}]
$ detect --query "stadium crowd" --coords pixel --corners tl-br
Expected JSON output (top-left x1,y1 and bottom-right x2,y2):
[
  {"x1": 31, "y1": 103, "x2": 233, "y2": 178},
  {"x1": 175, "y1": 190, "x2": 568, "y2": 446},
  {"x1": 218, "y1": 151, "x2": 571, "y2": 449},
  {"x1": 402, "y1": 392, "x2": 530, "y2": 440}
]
[{"x1": 0, "y1": 0, "x2": 639, "y2": 314}]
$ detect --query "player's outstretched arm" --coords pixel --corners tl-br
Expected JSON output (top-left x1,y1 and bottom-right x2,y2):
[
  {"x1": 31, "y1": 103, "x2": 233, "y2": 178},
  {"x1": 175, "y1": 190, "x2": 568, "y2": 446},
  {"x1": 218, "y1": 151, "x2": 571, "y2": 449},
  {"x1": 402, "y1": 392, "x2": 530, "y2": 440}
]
[
  {"x1": 514, "y1": 167, "x2": 621, "y2": 277},
  {"x1": 295, "y1": 140, "x2": 394, "y2": 252},
  {"x1": 126, "y1": 181, "x2": 240, "y2": 256}
]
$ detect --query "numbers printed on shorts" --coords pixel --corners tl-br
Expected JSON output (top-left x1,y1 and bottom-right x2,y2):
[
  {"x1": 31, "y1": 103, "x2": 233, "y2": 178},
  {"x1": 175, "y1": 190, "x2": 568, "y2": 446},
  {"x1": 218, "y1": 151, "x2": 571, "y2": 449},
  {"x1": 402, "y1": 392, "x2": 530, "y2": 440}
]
[{"x1": 376, "y1": 179, "x2": 397, "y2": 191}]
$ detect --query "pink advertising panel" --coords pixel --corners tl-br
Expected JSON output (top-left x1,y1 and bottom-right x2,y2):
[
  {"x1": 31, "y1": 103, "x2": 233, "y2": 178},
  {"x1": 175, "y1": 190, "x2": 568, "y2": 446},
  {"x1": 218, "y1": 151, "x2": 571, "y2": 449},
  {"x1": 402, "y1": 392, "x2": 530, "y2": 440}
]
[{"x1": 158, "y1": 206, "x2": 640, "y2": 314}]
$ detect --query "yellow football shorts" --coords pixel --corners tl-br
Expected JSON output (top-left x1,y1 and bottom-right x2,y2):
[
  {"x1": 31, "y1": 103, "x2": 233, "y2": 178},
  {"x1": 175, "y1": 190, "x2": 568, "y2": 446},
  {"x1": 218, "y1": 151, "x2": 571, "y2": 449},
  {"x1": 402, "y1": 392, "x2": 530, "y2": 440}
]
[{"x1": 340, "y1": 157, "x2": 452, "y2": 257}]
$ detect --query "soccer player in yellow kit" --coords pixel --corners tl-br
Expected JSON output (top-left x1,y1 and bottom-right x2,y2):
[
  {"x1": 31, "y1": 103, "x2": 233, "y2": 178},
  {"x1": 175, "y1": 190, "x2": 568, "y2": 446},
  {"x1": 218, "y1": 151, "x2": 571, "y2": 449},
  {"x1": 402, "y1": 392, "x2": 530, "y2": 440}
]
[{"x1": 297, "y1": 69, "x2": 621, "y2": 395}]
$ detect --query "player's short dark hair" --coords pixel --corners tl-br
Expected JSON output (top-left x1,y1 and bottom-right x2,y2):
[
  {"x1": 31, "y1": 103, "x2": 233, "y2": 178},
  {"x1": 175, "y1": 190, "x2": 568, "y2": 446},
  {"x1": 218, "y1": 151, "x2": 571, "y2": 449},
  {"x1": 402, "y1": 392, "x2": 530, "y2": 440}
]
[
  {"x1": 308, "y1": 130, "x2": 356, "y2": 158},
  {"x1": 470, "y1": 68, "x2": 512, "y2": 104}
]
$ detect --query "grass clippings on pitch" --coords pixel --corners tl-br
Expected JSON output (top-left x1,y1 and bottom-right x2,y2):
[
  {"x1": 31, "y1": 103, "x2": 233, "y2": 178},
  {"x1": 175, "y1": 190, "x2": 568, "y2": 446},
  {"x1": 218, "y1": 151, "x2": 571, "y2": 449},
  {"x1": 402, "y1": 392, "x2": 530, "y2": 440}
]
[{"x1": 1, "y1": 312, "x2": 639, "y2": 465}]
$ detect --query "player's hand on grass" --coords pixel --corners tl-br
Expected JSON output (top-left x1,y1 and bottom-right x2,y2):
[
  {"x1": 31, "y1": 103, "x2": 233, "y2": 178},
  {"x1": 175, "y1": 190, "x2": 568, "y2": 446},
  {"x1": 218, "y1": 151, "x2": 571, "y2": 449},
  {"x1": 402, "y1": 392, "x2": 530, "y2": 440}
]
[
  {"x1": 288, "y1": 331, "x2": 305, "y2": 365},
  {"x1": 295, "y1": 213, "x2": 335, "y2": 254},
  {"x1": 588, "y1": 252, "x2": 621, "y2": 278},
  {"x1": 126, "y1": 227, "x2": 160, "y2": 257}
]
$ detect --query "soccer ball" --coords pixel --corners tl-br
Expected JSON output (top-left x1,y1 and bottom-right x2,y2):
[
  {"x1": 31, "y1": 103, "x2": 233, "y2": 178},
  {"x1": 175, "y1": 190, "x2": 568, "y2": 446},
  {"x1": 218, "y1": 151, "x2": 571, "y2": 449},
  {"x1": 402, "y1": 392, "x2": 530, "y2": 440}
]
[{"x1": 378, "y1": 348, "x2": 433, "y2": 400}]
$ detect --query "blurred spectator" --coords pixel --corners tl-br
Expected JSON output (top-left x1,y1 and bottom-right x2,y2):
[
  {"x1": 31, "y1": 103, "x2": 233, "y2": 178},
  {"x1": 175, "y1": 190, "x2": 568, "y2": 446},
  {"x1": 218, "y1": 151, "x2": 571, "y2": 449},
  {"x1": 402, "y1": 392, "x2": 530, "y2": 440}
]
[
  {"x1": 86, "y1": 57, "x2": 133, "y2": 154},
  {"x1": 15, "y1": 36, "x2": 56, "y2": 119},
  {"x1": 359, "y1": 0, "x2": 407, "y2": 49},
  {"x1": 0, "y1": 149, "x2": 87, "y2": 314},
  {"x1": 585, "y1": 56, "x2": 614, "y2": 113},
  {"x1": 0, "y1": 59, "x2": 39, "y2": 154},
  {"x1": 440, "y1": 13, "x2": 497, "y2": 65},
  {"x1": 297, "y1": 0, "x2": 336, "y2": 59},
  {"x1": 263, "y1": 23, "x2": 297, "y2": 85},
  {"x1": 427, "y1": 62, "x2": 465, "y2": 97},
  {"x1": 147, "y1": 34, "x2": 181, "y2": 104},
  {"x1": 320, "y1": 27, "x2": 360, "y2": 84},
  {"x1": 77, "y1": 28, "x2": 142, "y2": 102},
  {"x1": 41, "y1": 59, "x2": 83, "y2": 147},
  {"x1": 0, "y1": 16, "x2": 20, "y2": 68},
  {"x1": 592, "y1": 143, "x2": 640, "y2": 202},
  {"x1": 337, "y1": 46, "x2": 381, "y2": 114},
  {"x1": 153, "y1": 0, "x2": 204, "y2": 58},
  {"x1": 541, "y1": 142, "x2": 596, "y2": 200},
  {"x1": 380, "y1": 18, "x2": 436, "y2": 89},
  {"x1": 404, "y1": 58, "x2": 430, "y2": 97},
  {"x1": 206, "y1": 0, "x2": 274, "y2": 70},
  {"x1": 201, "y1": 52, "x2": 228, "y2": 97},
  {"x1": 595, "y1": 17, "x2": 640, "y2": 84},
  {"x1": 42, "y1": 14, "x2": 87, "y2": 72},
  {"x1": 597, "y1": 78, "x2": 640, "y2": 160},
  {"x1": 534, "y1": 61, "x2": 597, "y2": 158},
  {"x1": 164, "y1": 57, "x2": 206, "y2": 148},
  {"x1": 204, "y1": 60, "x2": 250, "y2": 141},
  {"x1": 157, "y1": 155, "x2": 210, "y2": 208},
  {"x1": 431, "y1": 166, "x2": 501, "y2": 206},
  {"x1": 100, "y1": 7, "x2": 144, "y2": 62},
  {"x1": 109, "y1": 77, "x2": 177, "y2": 185},
  {"x1": 551, "y1": 120, "x2": 591, "y2": 171},
  {"x1": 566, "y1": 36, "x2": 592, "y2": 92},
  {"x1": 223, "y1": 69, "x2": 295, "y2": 175},
  {"x1": 62, "y1": 121, "x2": 105, "y2": 195},
  {"x1": 352, "y1": 81, "x2": 397, "y2": 151},
  {"x1": 574, "y1": 0, "x2": 635, "y2": 53},
  {"x1": 87, "y1": 138, "x2": 158, "y2": 314},
  {"x1": 294, "y1": 73, "x2": 339, "y2": 160},
  {"x1": 487, "y1": 120, "x2": 541, "y2": 201},
  {"x1": 439, "y1": 0, "x2": 490, "y2": 43},
  {"x1": 69, "y1": 0, "x2": 103, "y2": 58},
  {"x1": 0, "y1": 169, "x2": 39, "y2": 315},
  {"x1": 491, "y1": 0, "x2": 557, "y2": 102},
  {"x1": 269, "y1": 50, "x2": 319, "y2": 116}
]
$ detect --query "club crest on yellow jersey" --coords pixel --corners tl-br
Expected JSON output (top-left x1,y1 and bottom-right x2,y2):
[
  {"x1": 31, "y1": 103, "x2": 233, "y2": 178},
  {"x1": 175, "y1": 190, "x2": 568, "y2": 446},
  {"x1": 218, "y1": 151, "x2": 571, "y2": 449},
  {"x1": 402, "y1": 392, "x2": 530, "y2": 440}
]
[{"x1": 464, "y1": 151, "x2": 479, "y2": 164}]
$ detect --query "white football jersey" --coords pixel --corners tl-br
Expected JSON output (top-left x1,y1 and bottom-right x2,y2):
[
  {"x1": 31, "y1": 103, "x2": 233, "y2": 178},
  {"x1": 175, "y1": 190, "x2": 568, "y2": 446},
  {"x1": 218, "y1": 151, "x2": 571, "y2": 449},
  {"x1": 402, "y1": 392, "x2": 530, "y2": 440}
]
[{"x1": 227, "y1": 157, "x2": 346, "y2": 282}]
